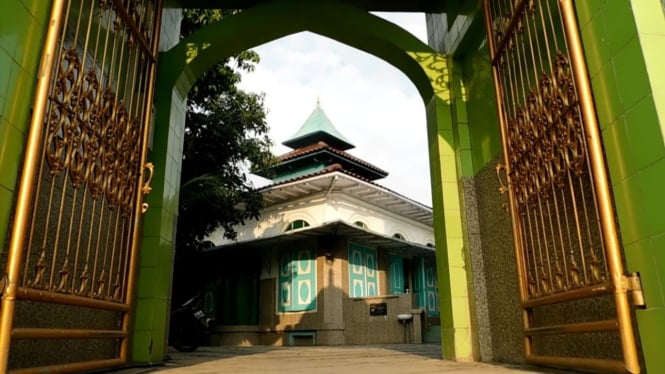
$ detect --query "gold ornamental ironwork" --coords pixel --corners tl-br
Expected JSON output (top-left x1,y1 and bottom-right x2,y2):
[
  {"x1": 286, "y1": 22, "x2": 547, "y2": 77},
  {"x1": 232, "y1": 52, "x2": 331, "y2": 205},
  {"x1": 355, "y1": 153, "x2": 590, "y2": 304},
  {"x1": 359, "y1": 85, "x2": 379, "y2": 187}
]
[
  {"x1": 0, "y1": 0, "x2": 162, "y2": 372},
  {"x1": 483, "y1": 0, "x2": 641, "y2": 373}
]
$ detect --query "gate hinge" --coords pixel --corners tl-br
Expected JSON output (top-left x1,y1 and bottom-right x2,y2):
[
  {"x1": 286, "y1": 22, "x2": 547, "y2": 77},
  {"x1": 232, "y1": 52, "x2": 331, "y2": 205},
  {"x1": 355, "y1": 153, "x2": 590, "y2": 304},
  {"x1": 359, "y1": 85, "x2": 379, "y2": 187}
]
[{"x1": 621, "y1": 272, "x2": 646, "y2": 308}]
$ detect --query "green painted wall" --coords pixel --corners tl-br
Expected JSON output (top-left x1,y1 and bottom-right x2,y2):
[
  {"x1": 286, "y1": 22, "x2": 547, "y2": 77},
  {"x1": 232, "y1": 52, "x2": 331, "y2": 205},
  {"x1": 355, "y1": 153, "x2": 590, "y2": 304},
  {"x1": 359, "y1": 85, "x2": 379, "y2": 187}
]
[
  {"x1": 426, "y1": 5, "x2": 501, "y2": 362},
  {"x1": 130, "y1": 8, "x2": 185, "y2": 364},
  {"x1": 426, "y1": 92, "x2": 473, "y2": 360},
  {"x1": 576, "y1": 1, "x2": 665, "y2": 372},
  {"x1": 428, "y1": 3, "x2": 518, "y2": 175},
  {"x1": 460, "y1": 44, "x2": 501, "y2": 175},
  {"x1": 0, "y1": 0, "x2": 50, "y2": 253}
]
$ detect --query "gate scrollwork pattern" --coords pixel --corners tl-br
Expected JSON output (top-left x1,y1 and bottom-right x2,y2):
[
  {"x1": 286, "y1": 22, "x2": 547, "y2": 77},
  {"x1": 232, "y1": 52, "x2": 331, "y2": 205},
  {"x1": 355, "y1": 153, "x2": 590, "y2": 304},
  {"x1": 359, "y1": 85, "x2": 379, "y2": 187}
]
[
  {"x1": 487, "y1": 0, "x2": 609, "y2": 301},
  {"x1": 485, "y1": 0, "x2": 642, "y2": 372},
  {"x1": 23, "y1": 0, "x2": 157, "y2": 303},
  {"x1": 503, "y1": 53, "x2": 606, "y2": 297},
  {"x1": 46, "y1": 47, "x2": 140, "y2": 217}
]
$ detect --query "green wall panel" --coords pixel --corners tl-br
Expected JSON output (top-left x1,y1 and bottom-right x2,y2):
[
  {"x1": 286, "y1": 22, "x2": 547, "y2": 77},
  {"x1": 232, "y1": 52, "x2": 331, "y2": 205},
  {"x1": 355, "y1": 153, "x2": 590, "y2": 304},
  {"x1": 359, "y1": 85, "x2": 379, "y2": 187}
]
[
  {"x1": 461, "y1": 44, "x2": 500, "y2": 174},
  {"x1": 576, "y1": 1, "x2": 665, "y2": 372},
  {"x1": 130, "y1": 8, "x2": 184, "y2": 364},
  {"x1": 0, "y1": 0, "x2": 50, "y2": 251}
]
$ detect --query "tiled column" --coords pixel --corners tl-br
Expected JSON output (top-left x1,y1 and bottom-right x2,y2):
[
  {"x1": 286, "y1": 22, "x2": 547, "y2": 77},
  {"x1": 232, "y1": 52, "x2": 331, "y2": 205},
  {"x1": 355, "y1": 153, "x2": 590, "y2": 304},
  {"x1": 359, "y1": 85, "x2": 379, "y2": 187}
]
[
  {"x1": 0, "y1": 0, "x2": 51, "y2": 254},
  {"x1": 576, "y1": 1, "x2": 665, "y2": 372},
  {"x1": 130, "y1": 8, "x2": 185, "y2": 364},
  {"x1": 422, "y1": 52, "x2": 474, "y2": 360}
]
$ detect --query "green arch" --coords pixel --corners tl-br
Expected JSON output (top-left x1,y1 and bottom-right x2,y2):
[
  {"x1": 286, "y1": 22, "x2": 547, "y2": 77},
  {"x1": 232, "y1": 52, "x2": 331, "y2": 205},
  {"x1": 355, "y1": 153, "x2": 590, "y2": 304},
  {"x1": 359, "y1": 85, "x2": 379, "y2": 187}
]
[
  {"x1": 140, "y1": 0, "x2": 470, "y2": 364},
  {"x1": 158, "y1": 0, "x2": 442, "y2": 103}
]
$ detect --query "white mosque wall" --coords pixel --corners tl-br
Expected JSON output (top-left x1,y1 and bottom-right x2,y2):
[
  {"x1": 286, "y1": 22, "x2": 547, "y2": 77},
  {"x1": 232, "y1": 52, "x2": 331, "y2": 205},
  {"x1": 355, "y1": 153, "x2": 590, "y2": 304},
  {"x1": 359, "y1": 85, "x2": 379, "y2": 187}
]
[{"x1": 207, "y1": 190, "x2": 434, "y2": 248}]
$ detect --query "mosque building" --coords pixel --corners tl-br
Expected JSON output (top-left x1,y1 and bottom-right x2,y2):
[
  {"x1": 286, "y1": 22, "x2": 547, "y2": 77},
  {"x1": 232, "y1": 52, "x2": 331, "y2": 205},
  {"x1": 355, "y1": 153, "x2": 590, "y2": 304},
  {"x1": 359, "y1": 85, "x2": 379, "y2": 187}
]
[{"x1": 203, "y1": 103, "x2": 440, "y2": 346}]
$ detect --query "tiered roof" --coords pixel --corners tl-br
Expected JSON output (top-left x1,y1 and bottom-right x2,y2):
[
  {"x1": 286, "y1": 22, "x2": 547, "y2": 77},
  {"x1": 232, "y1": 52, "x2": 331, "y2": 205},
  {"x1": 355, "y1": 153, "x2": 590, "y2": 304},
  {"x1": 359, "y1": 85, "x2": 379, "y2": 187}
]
[{"x1": 258, "y1": 102, "x2": 388, "y2": 183}]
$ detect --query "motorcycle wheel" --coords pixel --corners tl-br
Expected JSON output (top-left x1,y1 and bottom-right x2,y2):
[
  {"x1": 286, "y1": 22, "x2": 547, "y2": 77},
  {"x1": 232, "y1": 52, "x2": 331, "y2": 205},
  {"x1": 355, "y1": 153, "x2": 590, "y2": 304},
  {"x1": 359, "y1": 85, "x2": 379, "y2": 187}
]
[{"x1": 171, "y1": 323, "x2": 201, "y2": 352}]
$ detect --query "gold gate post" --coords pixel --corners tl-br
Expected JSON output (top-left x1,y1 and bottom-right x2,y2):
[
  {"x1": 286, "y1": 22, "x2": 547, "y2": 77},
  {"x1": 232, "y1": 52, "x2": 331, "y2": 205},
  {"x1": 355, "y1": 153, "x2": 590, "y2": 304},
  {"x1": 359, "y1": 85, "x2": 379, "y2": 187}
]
[
  {"x1": 0, "y1": 0, "x2": 67, "y2": 371},
  {"x1": 119, "y1": 0, "x2": 163, "y2": 362},
  {"x1": 559, "y1": 1, "x2": 640, "y2": 373},
  {"x1": 481, "y1": 0, "x2": 533, "y2": 358}
]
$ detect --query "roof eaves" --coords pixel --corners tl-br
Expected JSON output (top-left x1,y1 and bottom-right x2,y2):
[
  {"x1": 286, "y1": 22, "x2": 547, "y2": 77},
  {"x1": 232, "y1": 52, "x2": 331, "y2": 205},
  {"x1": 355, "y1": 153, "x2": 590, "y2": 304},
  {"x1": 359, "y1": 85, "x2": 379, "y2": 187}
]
[{"x1": 277, "y1": 142, "x2": 388, "y2": 177}]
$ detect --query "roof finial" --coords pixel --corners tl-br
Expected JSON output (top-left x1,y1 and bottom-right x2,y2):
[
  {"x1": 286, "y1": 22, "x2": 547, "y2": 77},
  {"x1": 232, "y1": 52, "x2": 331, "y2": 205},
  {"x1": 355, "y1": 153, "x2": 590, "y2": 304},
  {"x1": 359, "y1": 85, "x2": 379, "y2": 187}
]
[{"x1": 316, "y1": 96, "x2": 321, "y2": 108}]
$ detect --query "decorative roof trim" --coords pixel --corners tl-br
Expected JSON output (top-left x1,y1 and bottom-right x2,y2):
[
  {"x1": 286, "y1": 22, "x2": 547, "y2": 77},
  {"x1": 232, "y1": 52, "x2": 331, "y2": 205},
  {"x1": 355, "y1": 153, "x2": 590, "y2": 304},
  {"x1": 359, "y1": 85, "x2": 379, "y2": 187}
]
[{"x1": 277, "y1": 141, "x2": 388, "y2": 176}]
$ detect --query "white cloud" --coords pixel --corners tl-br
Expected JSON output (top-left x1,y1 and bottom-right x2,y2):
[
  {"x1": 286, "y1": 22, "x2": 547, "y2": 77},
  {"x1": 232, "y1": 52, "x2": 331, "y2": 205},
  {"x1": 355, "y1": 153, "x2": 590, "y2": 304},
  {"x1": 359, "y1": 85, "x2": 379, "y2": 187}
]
[{"x1": 240, "y1": 13, "x2": 432, "y2": 206}]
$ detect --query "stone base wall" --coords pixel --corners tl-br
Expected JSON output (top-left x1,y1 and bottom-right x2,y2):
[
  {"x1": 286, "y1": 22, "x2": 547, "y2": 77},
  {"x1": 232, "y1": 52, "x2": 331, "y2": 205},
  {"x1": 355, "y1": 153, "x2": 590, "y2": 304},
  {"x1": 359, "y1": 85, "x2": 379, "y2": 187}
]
[
  {"x1": 208, "y1": 294, "x2": 423, "y2": 347},
  {"x1": 342, "y1": 295, "x2": 421, "y2": 345},
  {"x1": 472, "y1": 158, "x2": 524, "y2": 363},
  {"x1": 469, "y1": 157, "x2": 625, "y2": 364},
  {"x1": 461, "y1": 176, "x2": 492, "y2": 361}
]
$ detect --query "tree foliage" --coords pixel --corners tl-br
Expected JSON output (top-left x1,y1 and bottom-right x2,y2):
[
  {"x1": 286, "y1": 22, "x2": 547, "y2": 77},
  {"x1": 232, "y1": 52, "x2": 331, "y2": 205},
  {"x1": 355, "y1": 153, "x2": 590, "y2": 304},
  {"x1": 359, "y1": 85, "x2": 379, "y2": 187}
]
[{"x1": 176, "y1": 9, "x2": 275, "y2": 254}]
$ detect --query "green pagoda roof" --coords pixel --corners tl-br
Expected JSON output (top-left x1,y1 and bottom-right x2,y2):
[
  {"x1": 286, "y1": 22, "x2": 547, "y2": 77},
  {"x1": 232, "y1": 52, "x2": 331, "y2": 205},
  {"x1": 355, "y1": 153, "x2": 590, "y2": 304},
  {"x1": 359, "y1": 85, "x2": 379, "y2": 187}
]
[{"x1": 282, "y1": 104, "x2": 355, "y2": 151}]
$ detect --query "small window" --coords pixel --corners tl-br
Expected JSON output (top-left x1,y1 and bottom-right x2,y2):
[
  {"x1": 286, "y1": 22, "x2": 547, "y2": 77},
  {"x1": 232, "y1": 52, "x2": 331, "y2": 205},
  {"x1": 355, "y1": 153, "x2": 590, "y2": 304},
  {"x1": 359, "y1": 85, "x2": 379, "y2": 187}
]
[
  {"x1": 392, "y1": 233, "x2": 405, "y2": 240},
  {"x1": 354, "y1": 221, "x2": 368, "y2": 229},
  {"x1": 285, "y1": 219, "x2": 310, "y2": 232}
]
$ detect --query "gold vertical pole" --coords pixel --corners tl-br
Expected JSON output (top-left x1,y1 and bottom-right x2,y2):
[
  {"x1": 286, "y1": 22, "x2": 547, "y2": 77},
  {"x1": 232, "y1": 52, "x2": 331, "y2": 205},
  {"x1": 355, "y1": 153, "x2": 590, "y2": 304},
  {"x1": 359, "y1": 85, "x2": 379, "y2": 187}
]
[
  {"x1": 0, "y1": 0, "x2": 67, "y2": 371},
  {"x1": 559, "y1": 1, "x2": 640, "y2": 373},
  {"x1": 119, "y1": 0, "x2": 163, "y2": 362},
  {"x1": 482, "y1": 0, "x2": 533, "y2": 358}
]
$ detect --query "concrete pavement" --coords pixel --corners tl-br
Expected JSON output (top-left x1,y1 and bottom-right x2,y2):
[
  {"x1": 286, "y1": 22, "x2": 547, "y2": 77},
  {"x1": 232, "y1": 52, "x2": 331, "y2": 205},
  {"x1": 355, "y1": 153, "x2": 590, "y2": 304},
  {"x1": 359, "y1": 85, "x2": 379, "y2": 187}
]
[{"x1": 112, "y1": 345, "x2": 563, "y2": 374}]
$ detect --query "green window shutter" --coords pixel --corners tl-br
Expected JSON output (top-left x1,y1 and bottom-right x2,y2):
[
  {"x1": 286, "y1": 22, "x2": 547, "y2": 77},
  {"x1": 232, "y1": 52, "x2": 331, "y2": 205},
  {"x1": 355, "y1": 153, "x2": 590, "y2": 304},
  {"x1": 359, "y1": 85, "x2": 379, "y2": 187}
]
[
  {"x1": 413, "y1": 257, "x2": 439, "y2": 316},
  {"x1": 292, "y1": 249, "x2": 316, "y2": 311},
  {"x1": 278, "y1": 248, "x2": 317, "y2": 312},
  {"x1": 413, "y1": 257, "x2": 426, "y2": 308},
  {"x1": 278, "y1": 251, "x2": 293, "y2": 313},
  {"x1": 349, "y1": 244, "x2": 366, "y2": 297},
  {"x1": 424, "y1": 259, "x2": 439, "y2": 316},
  {"x1": 203, "y1": 284, "x2": 216, "y2": 317},
  {"x1": 389, "y1": 255, "x2": 404, "y2": 295},
  {"x1": 365, "y1": 249, "x2": 378, "y2": 296},
  {"x1": 348, "y1": 244, "x2": 378, "y2": 297}
]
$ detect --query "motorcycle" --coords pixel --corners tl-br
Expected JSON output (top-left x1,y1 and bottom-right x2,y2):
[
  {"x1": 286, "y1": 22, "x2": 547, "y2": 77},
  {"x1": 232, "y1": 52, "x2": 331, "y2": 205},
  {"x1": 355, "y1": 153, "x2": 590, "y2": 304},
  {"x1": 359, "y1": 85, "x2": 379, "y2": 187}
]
[{"x1": 169, "y1": 296, "x2": 214, "y2": 352}]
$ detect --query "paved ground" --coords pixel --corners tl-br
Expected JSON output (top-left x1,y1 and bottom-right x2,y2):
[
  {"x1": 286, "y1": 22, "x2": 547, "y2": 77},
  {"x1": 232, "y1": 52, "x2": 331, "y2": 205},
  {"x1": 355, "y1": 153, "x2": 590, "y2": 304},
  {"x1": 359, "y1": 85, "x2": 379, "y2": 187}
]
[{"x1": 111, "y1": 345, "x2": 563, "y2": 374}]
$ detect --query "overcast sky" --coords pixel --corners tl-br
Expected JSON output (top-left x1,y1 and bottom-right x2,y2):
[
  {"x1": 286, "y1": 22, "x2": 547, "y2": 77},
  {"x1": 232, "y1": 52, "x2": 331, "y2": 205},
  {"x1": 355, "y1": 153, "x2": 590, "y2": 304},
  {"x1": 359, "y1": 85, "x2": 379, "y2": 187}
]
[{"x1": 239, "y1": 13, "x2": 432, "y2": 206}]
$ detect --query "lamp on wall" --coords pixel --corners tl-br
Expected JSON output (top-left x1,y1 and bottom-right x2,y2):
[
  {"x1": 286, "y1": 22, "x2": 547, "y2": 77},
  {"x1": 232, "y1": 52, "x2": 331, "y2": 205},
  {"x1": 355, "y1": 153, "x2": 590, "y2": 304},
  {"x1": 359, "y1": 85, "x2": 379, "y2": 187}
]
[{"x1": 325, "y1": 250, "x2": 334, "y2": 263}]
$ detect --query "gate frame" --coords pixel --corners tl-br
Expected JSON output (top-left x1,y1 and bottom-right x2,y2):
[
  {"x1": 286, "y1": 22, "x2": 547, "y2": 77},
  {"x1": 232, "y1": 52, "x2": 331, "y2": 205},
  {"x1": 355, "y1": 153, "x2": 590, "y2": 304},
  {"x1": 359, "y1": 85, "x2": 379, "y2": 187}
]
[
  {"x1": 0, "y1": 0, "x2": 163, "y2": 372},
  {"x1": 482, "y1": 0, "x2": 642, "y2": 372},
  {"x1": 0, "y1": 1, "x2": 68, "y2": 371}
]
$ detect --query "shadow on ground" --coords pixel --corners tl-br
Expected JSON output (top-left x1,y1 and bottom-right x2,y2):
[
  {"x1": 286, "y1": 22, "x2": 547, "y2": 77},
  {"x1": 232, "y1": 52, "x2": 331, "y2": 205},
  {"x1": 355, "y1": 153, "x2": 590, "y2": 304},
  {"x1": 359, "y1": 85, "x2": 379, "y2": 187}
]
[{"x1": 107, "y1": 344, "x2": 580, "y2": 374}]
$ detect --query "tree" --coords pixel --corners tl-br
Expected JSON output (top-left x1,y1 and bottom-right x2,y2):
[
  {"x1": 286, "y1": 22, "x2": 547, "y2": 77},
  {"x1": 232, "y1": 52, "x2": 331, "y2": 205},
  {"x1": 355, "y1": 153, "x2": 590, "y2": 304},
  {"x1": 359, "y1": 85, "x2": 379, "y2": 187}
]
[{"x1": 175, "y1": 9, "x2": 275, "y2": 260}]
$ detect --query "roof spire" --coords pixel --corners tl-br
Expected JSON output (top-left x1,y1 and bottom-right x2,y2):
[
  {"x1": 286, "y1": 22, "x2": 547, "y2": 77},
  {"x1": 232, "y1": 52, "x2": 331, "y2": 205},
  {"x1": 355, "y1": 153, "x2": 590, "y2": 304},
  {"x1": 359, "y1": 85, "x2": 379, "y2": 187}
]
[{"x1": 282, "y1": 100, "x2": 355, "y2": 151}]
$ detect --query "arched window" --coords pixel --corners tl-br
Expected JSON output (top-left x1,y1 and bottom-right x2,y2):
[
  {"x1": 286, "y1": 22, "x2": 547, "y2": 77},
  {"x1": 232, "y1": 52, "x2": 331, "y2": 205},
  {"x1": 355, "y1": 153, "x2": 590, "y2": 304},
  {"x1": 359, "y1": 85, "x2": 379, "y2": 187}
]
[
  {"x1": 392, "y1": 233, "x2": 405, "y2": 240},
  {"x1": 354, "y1": 221, "x2": 368, "y2": 229},
  {"x1": 285, "y1": 219, "x2": 310, "y2": 232},
  {"x1": 426, "y1": 243, "x2": 435, "y2": 248}
]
